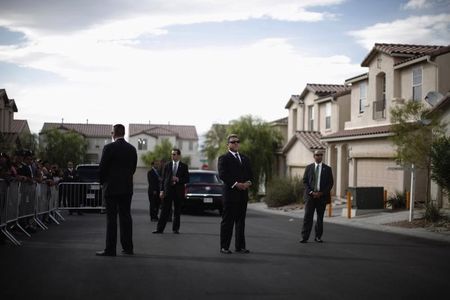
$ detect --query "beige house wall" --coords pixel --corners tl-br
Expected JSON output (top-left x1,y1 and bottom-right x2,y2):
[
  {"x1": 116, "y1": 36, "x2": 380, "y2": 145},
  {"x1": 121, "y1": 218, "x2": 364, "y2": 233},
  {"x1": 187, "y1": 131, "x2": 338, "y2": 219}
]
[
  {"x1": 285, "y1": 141, "x2": 312, "y2": 178},
  {"x1": 287, "y1": 101, "x2": 303, "y2": 140},
  {"x1": 437, "y1": 53, "x2": 450, "y2": 93}
]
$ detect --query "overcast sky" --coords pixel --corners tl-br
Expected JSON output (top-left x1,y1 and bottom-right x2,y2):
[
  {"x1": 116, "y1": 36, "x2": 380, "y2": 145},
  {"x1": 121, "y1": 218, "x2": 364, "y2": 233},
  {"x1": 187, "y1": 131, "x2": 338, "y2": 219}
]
[{"x1": 1, "y1": 0, "x2": 449, "y2": 137}]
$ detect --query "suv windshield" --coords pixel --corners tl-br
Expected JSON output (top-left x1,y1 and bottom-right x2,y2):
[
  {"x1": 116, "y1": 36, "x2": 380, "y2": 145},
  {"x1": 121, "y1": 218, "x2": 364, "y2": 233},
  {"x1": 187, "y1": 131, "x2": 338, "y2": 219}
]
[{"x1": 76, "y1": 165, "x2": 100, "y2": 182}]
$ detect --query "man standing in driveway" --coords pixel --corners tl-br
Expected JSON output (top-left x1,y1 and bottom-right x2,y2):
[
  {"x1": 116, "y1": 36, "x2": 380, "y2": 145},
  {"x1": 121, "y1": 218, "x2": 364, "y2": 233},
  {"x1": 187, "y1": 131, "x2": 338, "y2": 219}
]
[
  {"x1": 147, "y1": 160, "x2": 161, "y2": 222},
  {"x1": 300, "y1": 149, "x2": 334, "y2": 243},
  {"x1": 153, "y1": 148, "x2": 189, "y2": 234},
  {"x1": 96, "y1": 124, "x2": 137, "y2": 256},
  {"x1": 218, "y1": 134, "x2": 253, "y2": 254}
]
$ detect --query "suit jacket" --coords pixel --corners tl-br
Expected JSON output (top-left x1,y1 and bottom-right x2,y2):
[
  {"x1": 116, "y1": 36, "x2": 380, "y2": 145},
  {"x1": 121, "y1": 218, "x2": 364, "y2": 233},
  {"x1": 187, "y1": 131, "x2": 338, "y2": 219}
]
[
  {"x1": 303, "y1": 162, "x2": 334, "y2": 204},
  {"x1": 218, "y1": 152, "x2": 253, "y2": 202},
  {"x1": 160, "y1": 161, "x2": 189, "y2": 197},
  {"x1": 147, "y1": 168, "x2": 160, "y2": 193},
  {"x1": 99, "y1": 138, "x2": 137, "y2": 197},
  {"x1": 63, "y1": 168, "x2": 78, "y2": 182}
]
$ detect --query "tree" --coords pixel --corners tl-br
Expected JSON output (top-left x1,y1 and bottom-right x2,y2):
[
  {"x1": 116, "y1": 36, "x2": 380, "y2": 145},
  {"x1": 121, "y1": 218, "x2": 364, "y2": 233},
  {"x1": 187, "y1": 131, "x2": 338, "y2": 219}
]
[
  {"x1": 18, "y1": 132, "x2": 39, "y2": 154},
  {"x1": 227, "y1": 115, "x2": 282, "y2": 198},
  {"x1": 203, "y1": 124, "x2": 228, "y2": 163},
  {"x1": 39, "y1": 128, "x2": 88, "y2": 167},
  {"x1": 390, "y1": 100, "x2": 445, "y2": 203},
  {"x1": 141, "y1": 139, "x2": 192, "y2": 168},
  {"x1": 430, "y1": 136, "x2": 450, "y2": 195}
]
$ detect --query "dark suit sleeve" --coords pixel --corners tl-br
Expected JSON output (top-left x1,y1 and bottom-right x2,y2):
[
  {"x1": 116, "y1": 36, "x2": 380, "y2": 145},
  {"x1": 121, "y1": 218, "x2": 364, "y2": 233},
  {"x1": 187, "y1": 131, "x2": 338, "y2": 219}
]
[
  {"x1": 218, "y1": 155, "x2": 233, "y2": 188},
  {"x1": 99, "y1": 144, "x2": 111, "y2": 185},
  {"x1": 178, "y1": 163, "x2": 189, "y2": 185},
  {"x1": 324, "y1": 166, "x2": 334, "y2": 194},
  {"x1": 303, "y1": 165, "x2": 314, "y2": 195}
]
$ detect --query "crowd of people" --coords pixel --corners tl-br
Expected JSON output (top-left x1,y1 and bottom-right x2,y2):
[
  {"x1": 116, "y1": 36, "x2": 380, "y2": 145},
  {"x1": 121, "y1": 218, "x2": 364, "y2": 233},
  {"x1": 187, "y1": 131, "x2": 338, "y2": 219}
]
[{"x1": 0, "y1": 149, "x2": 81, "y2": 241}]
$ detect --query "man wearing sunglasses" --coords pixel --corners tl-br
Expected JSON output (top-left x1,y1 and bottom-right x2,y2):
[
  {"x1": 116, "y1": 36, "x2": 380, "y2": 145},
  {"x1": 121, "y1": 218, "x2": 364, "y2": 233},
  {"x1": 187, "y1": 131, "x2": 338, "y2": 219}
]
[
  {"x1": 300, "y1": 149, "x2": 334, "y2": 244},
  {"x1": 218, "y1": 134, "x2": 253, "y2": 254},
  {"x1": 153, "y1": 148, "x2": 189, "y2": 234}
]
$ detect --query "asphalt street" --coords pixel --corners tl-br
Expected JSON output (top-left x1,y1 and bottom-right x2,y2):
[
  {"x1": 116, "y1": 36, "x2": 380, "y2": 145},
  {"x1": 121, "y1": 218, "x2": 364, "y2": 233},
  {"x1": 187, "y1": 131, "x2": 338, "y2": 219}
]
[{"x1": 1, "y1": 189, "x2": 449, "y2": 300}]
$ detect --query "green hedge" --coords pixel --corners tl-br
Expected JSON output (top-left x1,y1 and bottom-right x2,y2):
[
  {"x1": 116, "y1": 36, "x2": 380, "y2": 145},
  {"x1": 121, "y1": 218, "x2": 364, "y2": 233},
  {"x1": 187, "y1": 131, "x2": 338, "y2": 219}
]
[{"x1": 264, "y1": 176, "x2": 304, "y2": 207}]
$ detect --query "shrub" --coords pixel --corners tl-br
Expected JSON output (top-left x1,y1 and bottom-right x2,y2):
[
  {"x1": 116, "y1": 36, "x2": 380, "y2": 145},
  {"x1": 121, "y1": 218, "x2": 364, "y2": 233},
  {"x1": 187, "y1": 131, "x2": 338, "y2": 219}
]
[
  {"x1": 386, "y1": 191, "x2": 406, "y2": 209},
  {"x1": 424, "y1": 202, "x2": 441, "y2": 222},
  {"x1": 264, "y1": 176, "x2": 304, "y2": 207}
]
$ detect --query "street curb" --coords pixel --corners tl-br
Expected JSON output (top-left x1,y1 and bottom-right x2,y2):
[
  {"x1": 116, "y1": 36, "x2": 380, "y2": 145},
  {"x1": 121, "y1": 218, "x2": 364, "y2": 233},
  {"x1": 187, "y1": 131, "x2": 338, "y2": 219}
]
[{"x1": 248, "y1": 202, "x2": 450, "y2": 244}]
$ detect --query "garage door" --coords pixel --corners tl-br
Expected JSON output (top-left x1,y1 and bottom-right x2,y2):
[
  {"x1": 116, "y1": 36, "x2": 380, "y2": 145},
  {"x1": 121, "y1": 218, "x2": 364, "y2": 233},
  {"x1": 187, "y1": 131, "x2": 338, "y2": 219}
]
[{"x1": 356, "y1": 158, "x2": 404, "y2": 194}]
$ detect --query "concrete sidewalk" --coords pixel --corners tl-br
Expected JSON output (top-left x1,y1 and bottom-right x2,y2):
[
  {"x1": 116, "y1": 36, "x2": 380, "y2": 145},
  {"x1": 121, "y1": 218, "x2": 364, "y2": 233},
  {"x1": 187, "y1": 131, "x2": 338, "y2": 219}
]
[{"x1": 248, "y1": 202, "x2": 450, "y2": 243}]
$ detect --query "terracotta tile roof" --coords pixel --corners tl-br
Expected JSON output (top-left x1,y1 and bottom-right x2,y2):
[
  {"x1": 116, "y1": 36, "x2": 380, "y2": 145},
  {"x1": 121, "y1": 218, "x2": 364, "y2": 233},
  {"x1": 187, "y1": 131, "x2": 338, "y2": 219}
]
[
  {"x1": 285, "y1": 94, "x2": 301, "y2": 108},
  {"x1": 304, "y1": 83, "x2": 349, "y2": 97},
  {"x1": 394, "y1": 45, "x2": 450, "y2": 66},
  {"x1": 129, "y1": 124, "x2": 198, "y2": 140},
  {"x1": 283, "y1": 131, "x2": 324, "y2": 153},
  {"x1": 10, "y1": 120, "x2": 29, "y2": 134},
  {"x1": 41, "y1": 123, "x2": 113, "y2": 137},
  {"x1": 429, "y1": 92, "x2": 450, "y2": 115},
  {"x1": 321, "y1": 124, "x2": 393, "y2": 141},
  {"x1": 362, "y1": 43, "x2": 445, "y2": 67},
  {"x1": 316, "y1": 87, "x2": 351, "y2": 101}
]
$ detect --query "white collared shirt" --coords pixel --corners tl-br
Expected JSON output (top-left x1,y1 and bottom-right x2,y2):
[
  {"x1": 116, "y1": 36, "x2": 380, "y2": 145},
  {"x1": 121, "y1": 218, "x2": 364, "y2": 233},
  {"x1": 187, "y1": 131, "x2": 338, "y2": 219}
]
[{"x1": 314, "y1": 162, "x2": 322, "y2": 191}]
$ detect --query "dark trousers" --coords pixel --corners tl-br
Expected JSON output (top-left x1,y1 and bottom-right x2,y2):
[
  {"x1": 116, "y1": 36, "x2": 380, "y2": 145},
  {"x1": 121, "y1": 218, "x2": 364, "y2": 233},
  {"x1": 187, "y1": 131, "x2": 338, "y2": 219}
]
[
  {"x1": 157, "y1": 189, "x2": 182, "y2": 232},
  {"x1": 301, "y1": 197, "x2": 326, "y2": 240},
  {"x1": 220, "y1": 197, "x2": 248, "y2": 250},
  {"x1": 105, "y1": 194, "x2": 133, "y2": 253},
  {"x1": 148, "y1": 190, "x2": 160, "y2": 220}
]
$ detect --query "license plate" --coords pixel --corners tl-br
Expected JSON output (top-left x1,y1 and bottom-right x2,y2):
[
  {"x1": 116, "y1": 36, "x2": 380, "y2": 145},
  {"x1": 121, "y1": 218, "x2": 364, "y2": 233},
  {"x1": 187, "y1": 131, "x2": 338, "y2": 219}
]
[
  {"x1": 86, "y1": 193, "x2": 96, "y2": 199},
  {"x1": 203, "y1": 197, "x2": 213, "y2": 203}
]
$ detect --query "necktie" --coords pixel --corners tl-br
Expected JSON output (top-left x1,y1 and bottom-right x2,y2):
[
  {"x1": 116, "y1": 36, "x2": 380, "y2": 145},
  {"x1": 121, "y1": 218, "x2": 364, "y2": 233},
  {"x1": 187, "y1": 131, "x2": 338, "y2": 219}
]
[
  {"x1": 235, "y1": 153, "x2": 241, "y2": 164},
  {"x1": 172, "y1": 162, "x2": 178, "y2": 175},
  {"x1": 314, "y1": 164, "x2": 320, "y2": 191}
]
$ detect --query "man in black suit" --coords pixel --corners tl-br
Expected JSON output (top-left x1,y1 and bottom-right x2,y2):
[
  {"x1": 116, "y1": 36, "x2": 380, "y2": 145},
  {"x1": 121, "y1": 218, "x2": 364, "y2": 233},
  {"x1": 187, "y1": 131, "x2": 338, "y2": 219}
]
[
  {"x1": 153, "y1": 148, "x2": 189, "y2": 234},
  {"x1": 62, "y1": 161, "x2": 81, "y2": 215},
  {"x1": 96, "y1": 124, "x2": 137, "y2": 256},
  {"x1": 300, "y1": 150, "x2": 334, "y2": 243},
  {"x1": 217, "y1": 134, "x2": 253, "y2": 254},
  {"x1": 147, "y1": 160, "x2": 161, "y2": 222}
]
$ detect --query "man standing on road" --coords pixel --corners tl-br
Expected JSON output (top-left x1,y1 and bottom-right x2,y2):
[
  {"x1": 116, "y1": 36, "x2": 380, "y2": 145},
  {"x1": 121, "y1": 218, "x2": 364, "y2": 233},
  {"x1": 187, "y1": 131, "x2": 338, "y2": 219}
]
[
  {"x1": 153, "y1": 148, "x2": 189, "y2": 234},
  {"x1": 147, "y1": 160, "x2": 161, "y2": 222},
  {"x1": 218, "y1": 134, "x2": 253, "y2": 254},
  {"x1": 96, "y1": 124, "x2": 137, "y2": 256},
  {"x1": 300, "y1": 150, "x2": 334, "y2": 243}
]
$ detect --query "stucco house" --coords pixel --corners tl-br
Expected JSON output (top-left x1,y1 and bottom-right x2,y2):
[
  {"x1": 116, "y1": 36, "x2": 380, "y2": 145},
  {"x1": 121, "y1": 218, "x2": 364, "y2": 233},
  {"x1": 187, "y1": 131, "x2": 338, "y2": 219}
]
[
  {"x1": 321, "y1": 43, "x2": 450, "y2": 202},
  {"x1": 40, "y1": 122, "x2": 113, "y2": 163},
  {"x1": 0, "y1": 89, "x2": 31, "y2": 152},
  {"x1": 283, "y1": 84, "x2": 351, "y2": 179},
  {"x1": 129, "y1": 123, "x2": 201, "y2": 184}
]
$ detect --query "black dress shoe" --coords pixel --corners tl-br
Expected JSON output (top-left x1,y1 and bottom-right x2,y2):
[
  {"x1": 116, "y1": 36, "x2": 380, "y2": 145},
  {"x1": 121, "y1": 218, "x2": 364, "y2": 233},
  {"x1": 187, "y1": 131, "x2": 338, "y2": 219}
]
[
  {"x1": 121, "y1": 249, "x2": 134, "y2": 255},
  {"x1": 152, "y1": 230, "x2": 163, "y2": 234},
  {"x1": 173, "y1": 230, "x2": 179, "y2": 234},
  {"x1": 314, "y1": 237, "x2": 323, "y2": 243},
  {"x1": 299, "y1": 239, "x2": 308, "y2": 243},
  {"x1": 220, "y1": 248, "x2": 232, "y2": 254},
  {"x1": 235, "y1": 249, "x2": 250, "y2": 254},
  {"x1": 96, "y1": 250, "x2": 116, "y2": 257}
]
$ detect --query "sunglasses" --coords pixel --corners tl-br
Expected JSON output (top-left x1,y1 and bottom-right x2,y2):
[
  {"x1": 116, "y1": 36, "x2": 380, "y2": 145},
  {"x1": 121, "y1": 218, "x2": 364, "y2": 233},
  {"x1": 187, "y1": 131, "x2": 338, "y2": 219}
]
[
  {"x1": 229, "y1": 140, "x2": 240, "y2": 144},
  {"x1": 171, "y1": 153, "x2": 178, "y2": 156},
  {"x1": 315, "y1": 154, "x2": 323, "y2": 156}
]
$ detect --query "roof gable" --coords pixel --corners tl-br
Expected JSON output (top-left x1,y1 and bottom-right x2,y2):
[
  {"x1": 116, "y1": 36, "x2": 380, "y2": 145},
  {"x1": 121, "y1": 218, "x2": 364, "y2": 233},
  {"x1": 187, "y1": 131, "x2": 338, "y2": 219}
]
[
  {"x1": 361, "y1": 43, "x2": 444, "y2": 67},
  {"x1": 283, "y1": 131, "x2": 324, "y2": 154},
  {"x1": 41, "y1": 123, "x2": 113, "y2": 137},
  {"x1": 129, "y1": 124, "x2": 198, "y2": 140},
  {"x1": 299, "y1": 83, "x2": 348, "y2": 100}
]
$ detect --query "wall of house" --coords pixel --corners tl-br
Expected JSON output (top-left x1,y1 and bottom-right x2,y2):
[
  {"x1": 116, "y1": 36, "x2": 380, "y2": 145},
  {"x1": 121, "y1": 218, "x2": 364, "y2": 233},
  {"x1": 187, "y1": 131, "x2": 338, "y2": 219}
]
[
  {"x1": 337, "y1": 94, "x2": 351, "y2": 132},
  {"x1": 303, "y1": 92, "x2": 318, "y2": 131},
  {"x1": 437, "y1": 52, "x2": 450, "y2": 94},
  {"x1": 285, "y1": 140, "x2": 313, "y2": 178},
  {"x1": 86, "y1": 137, "x2": 111, "y2": 163},
  {"x1": 287, "y1": 101, "x2": 303, "y2": 140},
  {"x1": 129, "y1": 134, "x2": 165, "y2": 167},
  {"x1": 400, "y1": 62, "x2": 437, "y2": 102}
]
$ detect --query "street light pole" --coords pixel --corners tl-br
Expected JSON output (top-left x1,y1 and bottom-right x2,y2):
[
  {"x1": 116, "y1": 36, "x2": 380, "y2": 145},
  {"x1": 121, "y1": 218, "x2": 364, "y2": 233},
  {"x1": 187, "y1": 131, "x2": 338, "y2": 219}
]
[{"x1": 409, "y1": 163, "x2": 415, "y2": 222}]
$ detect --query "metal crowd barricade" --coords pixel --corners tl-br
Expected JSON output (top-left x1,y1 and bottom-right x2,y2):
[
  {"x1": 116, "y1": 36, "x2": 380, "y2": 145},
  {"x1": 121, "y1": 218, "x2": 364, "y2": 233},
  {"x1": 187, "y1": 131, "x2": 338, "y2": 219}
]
[
  {"x1": 0, "y1": 179, "x2": 66, "y2": 246},
  {"x1": 58, "y1": 182, "x2": 104, "y2": 210}
]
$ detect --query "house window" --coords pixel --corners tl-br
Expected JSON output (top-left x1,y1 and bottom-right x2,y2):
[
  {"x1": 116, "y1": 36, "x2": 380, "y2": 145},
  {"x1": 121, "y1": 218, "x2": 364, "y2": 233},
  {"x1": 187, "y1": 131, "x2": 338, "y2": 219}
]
[
  {"x1": 138, "y1": 138, "x2": 147, "y2": 150},
  {"x1": 412, "y1": 67, "x2": 422, "y2": 101},
  {"x1": 292, "y1": 108, "x2": 298, "y2": 132},
  {"x1": 308, "y1": 105, "x2": 314, "y2": 131},
  {"x1": 189, "y1": 141, "x2": 194, "y2": 151},
  {"x1": 325, "y1": 102, "x2": 331, "y2": 129},
  {"x1": 359, "y1": 82, "x2": 367, "y2": 113}
]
